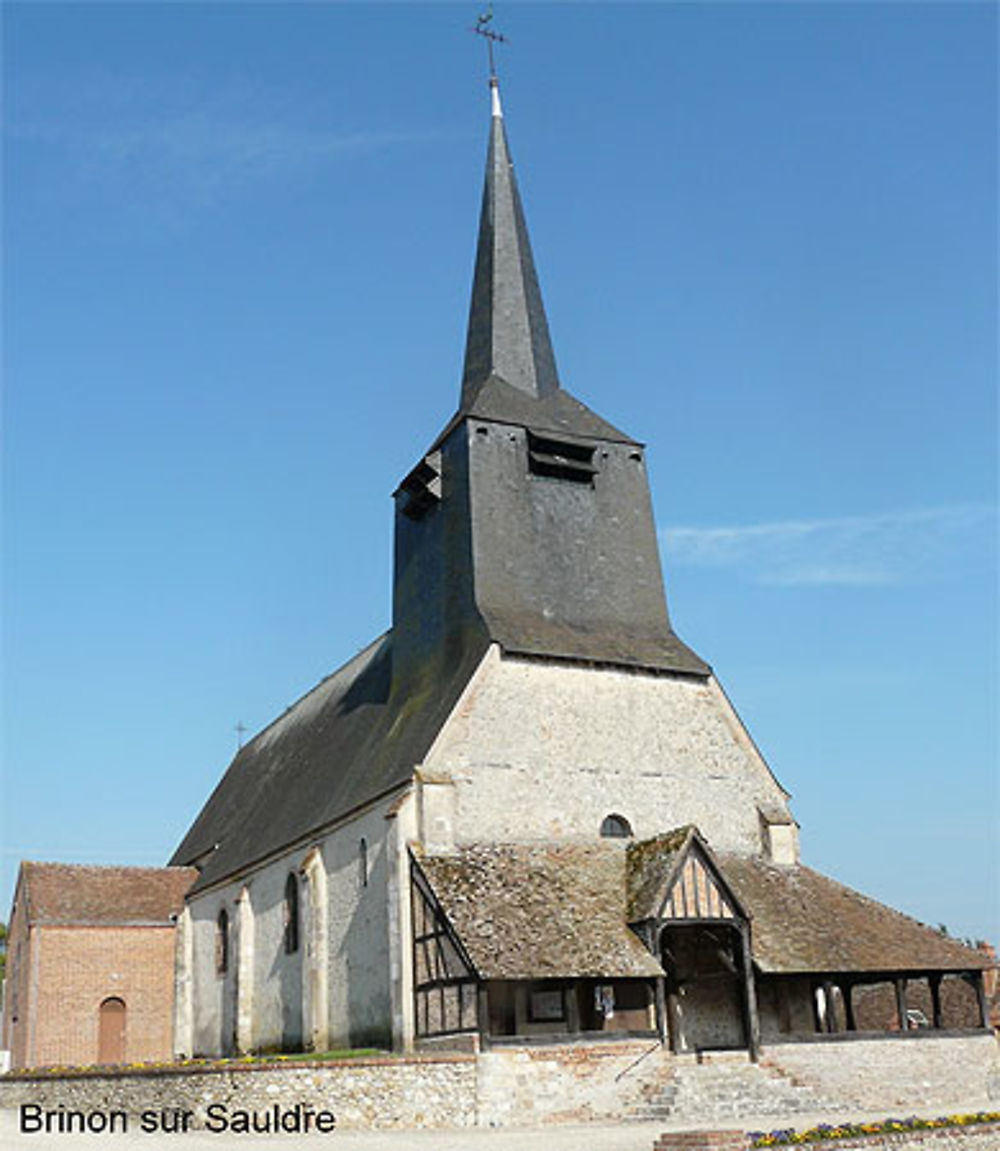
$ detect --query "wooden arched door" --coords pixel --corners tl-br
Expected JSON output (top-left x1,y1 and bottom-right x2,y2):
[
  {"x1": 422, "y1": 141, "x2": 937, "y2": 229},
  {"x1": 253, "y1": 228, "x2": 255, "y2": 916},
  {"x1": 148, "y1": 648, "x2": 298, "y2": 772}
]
[{"x1": 98, "y1": 997, "x2": 126, "y2": 1063}]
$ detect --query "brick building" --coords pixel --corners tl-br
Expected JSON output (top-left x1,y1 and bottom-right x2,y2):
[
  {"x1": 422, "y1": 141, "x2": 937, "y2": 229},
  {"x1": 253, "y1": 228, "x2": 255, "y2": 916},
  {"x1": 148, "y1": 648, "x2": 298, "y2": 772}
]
[{"x1": 2, "y1": 863, "x2": 195, "y2": 1070}]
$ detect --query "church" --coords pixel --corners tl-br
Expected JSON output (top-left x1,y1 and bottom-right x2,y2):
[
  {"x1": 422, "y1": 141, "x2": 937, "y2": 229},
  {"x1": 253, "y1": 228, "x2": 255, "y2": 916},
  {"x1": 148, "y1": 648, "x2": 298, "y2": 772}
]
[{"x1": 168, "y1": 76, "x2": 990, "y2": 1061}]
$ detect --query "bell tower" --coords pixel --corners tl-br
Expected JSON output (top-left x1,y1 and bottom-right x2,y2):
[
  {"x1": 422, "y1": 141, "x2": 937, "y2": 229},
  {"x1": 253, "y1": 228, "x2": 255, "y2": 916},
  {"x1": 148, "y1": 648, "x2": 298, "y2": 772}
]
[{"x1": 391, "y1": 79, "x2": 708, "y2": 694}]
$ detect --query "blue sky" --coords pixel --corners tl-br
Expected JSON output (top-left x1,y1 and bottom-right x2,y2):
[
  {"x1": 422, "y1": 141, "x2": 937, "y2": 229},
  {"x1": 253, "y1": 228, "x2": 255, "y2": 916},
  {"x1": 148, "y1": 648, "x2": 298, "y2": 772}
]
[{"x1": 3, "y1": 3, "x2": 996, "y2": 945}]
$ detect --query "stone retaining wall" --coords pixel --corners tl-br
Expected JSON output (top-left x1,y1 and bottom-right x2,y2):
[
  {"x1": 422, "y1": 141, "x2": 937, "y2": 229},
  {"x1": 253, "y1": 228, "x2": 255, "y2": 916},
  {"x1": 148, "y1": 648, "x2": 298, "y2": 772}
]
[
  {"x1": 0, "y1": 1055, "x2": 477, "y2": 1130},
  {"x1": 763, "y1": 1034, "x2": 1000, "y2": 1110},
  {"x1": 0, "y1": 1034, "x2": 996, "y2": 1132},
  {"x1": 477, "y1": 1039, "x2": 670, "y2": 1125}
]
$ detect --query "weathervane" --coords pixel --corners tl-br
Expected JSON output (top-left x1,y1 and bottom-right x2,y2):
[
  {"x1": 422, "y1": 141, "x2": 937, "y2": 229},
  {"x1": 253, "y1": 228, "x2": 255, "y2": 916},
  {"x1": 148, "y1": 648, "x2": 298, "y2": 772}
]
[{"x1": 472, "y1": 4, "x2": 507, "y2": 81}]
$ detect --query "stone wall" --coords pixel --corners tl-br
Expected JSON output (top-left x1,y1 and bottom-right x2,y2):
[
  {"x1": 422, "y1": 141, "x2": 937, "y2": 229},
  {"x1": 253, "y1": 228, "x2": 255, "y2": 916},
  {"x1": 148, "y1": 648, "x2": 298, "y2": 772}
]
[
  {"x1": 762, "y1": 1034, "x2": 1000, "y2": 1110},
  {"x1": 0, "y1": 1041, "x2": 670, "y2": 1130},
  {"x1": 1, "y1": 1035, "x2": 995, "y2": 1132},
  {"x1": 476, "y1": 1039, "x2": 671, "y2": 1125},
  {"x1": 0, "y1": 1055, "x2": 477, "y2": 1131},
  {"x1": 183, "y1": 795, "x2": 397, "y2": 1058},
  {"x1": 423, "y1": 649, "x2": 796, "y2": 860}
]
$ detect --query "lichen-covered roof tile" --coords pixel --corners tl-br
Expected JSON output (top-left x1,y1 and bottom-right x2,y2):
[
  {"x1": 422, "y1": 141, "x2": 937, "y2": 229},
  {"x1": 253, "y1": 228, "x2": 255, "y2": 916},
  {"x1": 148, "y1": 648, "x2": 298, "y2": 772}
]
[
  {"x1": 419, "y1": 842, "x2": 663, "y2": 980},
  {"x1": 719, "y1": 855, "x2": 990, "y2": 974}
]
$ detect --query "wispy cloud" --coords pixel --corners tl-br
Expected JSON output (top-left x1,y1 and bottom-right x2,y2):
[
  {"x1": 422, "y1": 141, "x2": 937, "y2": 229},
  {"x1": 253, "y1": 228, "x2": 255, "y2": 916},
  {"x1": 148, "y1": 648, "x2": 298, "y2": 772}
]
[
  {"x1": 14, "y1": 117, "x2": 436, "y2": 197},
  {"x1": 10, "y1": 71, "x2": 441, "y2": 214},
  {"x1": 663, "y1": 505, "x2": 995, "y2": 587}
]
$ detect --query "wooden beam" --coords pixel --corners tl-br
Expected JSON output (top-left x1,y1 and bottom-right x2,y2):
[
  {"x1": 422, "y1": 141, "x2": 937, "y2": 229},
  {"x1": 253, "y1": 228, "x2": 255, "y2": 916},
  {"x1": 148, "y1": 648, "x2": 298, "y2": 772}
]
[
  {"x1": 843, "y1": 980, "x2": 856, "y2": 1032},
  {"x1": 565, "y1": 981, "x2": 581, "y2": 1035},
  {"x1": 972, "y1": 972, "x2": 988, "y2": 1029},
  {"x1": 929, "y1": 974, "x2": 943, "y2": 1029},
  {"x1": 654, "y1": 977, "x2": 668, "y2": 1046},
  {"x1": 740, "y1": 923, "x2": 761, "y2": 1061},
  {"x1": 895, "y1": 977, "x2": 908, "y2": 1032},
  {"x1": 477, "y1": 985, "x2": 491, "y2": 1050}
]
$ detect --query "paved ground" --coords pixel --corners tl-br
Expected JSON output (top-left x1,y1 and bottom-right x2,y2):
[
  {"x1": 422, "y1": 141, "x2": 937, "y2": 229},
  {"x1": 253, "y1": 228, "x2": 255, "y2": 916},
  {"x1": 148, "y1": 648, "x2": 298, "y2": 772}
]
[{"x1": 2, "y1": 1100, "x2": 995, "y2": 1150}]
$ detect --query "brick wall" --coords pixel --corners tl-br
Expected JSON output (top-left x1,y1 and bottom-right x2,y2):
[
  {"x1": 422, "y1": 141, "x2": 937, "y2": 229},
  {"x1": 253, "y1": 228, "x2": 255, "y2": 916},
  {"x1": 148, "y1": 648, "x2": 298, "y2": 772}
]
[{"x1": 20, "y1": 925, "x2": 177, "y2": 1069}]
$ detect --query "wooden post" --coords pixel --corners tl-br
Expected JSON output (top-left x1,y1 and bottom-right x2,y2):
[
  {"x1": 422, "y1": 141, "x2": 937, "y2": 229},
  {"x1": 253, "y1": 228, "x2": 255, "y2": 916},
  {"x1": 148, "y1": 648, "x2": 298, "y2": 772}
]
[
  {"x1": 972, "y1": 972, "x2": 988, "y2": 1030},
  {"x1": 477, "y1": 985, "x2": 491, "y2": 1050},
  {"x1": 740, "y1": 923, "x2": 761, "y2": 1061},
  {"x1": 654, "y1": 977, "x2": 668, "y2": 1046},
  {"x1": 666, "y1": 987, "x2": 683, "y2": 1054},
  {"x1": 929, "y1": 974, "x2": 943, "y2": 1029},
  {"x1": 895, "y1": 977, "x2": 908, "y2": 1031},
  {"x1": 842, "y1": 980, "x2": 856, "y2": 1032},
  {"x1": 565, "y1": 981, "x2": 581, "y2": 1035}
]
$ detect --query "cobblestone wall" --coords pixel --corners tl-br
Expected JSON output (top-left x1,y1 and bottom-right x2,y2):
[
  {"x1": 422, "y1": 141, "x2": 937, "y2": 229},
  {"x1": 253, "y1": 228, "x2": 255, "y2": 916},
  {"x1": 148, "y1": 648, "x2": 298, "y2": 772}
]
[{"x1": 0, "y1": 1055, "x2": 476, "y2": 1130}]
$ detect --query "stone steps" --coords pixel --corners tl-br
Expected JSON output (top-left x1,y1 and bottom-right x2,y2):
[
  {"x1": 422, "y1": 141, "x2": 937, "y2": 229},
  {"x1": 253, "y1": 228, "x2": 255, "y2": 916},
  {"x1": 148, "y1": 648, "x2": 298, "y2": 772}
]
[{"x1": 630, "y1": 1052, "x2": 841, "y2": 1122}]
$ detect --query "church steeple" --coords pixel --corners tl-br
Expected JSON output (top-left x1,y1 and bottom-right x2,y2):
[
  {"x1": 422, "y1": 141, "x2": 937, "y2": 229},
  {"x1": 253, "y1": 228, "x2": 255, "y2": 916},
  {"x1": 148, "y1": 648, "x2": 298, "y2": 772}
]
[
  {"x1": 461, "y1": 78, "x2": 560, "y2": 404},
  {"x1": 391, "y1": 74, "x2": 710, "y2": 686}
]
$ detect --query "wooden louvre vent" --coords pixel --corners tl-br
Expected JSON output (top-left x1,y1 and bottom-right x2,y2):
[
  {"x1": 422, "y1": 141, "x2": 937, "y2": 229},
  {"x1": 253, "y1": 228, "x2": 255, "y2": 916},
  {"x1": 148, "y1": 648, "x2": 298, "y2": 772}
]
[
  {"x1": 527, "y1": 431, "x2": 597, "y2": 485},
  {"x1": 399, "y1": 451, "x2": 442, "y2": 520}
]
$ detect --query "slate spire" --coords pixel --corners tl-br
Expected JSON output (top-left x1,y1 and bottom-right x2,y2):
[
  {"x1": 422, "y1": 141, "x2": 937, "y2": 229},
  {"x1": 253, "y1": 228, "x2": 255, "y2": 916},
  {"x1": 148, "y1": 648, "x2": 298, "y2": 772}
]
[{"x1": 461, "y1": 77, "x2": 561, "y2": 404}]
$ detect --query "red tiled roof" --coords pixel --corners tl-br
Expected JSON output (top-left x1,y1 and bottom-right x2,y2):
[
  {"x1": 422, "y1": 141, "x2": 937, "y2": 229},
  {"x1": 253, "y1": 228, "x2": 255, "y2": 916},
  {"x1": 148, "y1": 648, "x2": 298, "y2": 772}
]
[{"x1": 19, "y1": 862, "x2": 196, "y2": 926}]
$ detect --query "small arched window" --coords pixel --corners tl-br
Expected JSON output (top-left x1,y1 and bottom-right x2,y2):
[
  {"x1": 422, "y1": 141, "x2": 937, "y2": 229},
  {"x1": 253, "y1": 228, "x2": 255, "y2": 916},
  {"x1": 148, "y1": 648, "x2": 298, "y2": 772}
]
[
  {"x1": 216, "y1": 908, "x2": 229, "y2": 974},
  {"x1": 284, "y1": 873, "x2": 299, "y2": 954},
  {"x1": 600, "y1": 813, "x2": 633, "y2": 839},
  {"x1": 359, "y1": 838, "x2": 368, "y2": 888}
]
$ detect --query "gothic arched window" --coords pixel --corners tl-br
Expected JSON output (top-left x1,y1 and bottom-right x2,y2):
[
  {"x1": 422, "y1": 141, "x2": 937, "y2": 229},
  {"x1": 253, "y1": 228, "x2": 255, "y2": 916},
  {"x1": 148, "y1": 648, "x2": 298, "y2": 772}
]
[
  {"x1": 284, "y1": 873, "x2": 299, "y2": 954},
  {"x1": 216, "y1": 908, "x2": 229, "y2": 974},
  {"x1": 600, "y1": 813, "x2": 633, "y2": 839},
  {"x1": 359, "y1": 838, "x2": 368, "y2": 888}
]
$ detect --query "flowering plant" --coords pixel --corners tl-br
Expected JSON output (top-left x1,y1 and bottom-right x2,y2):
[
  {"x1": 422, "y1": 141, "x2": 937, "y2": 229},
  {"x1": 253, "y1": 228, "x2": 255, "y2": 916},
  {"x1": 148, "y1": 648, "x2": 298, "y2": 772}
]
[{"x1": 748, "y1": 1112, "x2": 1000, "y2": 1147}]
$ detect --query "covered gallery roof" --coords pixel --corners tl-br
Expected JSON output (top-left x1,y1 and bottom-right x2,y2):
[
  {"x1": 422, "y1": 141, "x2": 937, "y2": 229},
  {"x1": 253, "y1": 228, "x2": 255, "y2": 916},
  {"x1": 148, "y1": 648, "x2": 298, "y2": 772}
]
[
  {"x1": 17, "y1": 862, "x2": 196, "y2": 926},
  {"x1": 416, "y1": 843, "x2": 663, "y2": 981},
  {"x1": 718, "y1": 853, "x2": 991, "y2": 976},
  {"x1": 415, "y1": 830, "x2": 988, "y2": 983}
]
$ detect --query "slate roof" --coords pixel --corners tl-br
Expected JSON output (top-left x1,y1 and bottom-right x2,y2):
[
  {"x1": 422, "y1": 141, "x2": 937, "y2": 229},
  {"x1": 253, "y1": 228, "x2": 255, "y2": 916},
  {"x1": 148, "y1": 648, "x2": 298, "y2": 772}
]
[
  {"x1": 171, "y1": 632, "x2": 487, "y2": 893},
  {"x1": 461, "y1": 89, "x2": 561, "y2": 405},
  {"x1": 719, "y1": 854, "x2": 991, "y2": 975},
  {"x1": 416, "y1": 842, "x2": 664, "y2": 980},
  {"x1": 18, "y1": 862, "x2": 195, "y2": 926}
]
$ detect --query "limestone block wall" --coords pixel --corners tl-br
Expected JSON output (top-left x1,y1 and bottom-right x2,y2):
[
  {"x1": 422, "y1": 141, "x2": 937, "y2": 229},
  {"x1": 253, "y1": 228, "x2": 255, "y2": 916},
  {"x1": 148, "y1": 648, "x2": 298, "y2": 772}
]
[
  {"x1": 184, "y1": 795, "x2": 398, "y2": 1057},
  {"x1": 762, "y1": 1034, "x2": 1000, "y2": 1109},
  {"x1": 425, "y1": 648, "x2": 794, "y2": 858},
  {"x1": 475, "y1": 1040, "x2": 672, "y2": 1126}
]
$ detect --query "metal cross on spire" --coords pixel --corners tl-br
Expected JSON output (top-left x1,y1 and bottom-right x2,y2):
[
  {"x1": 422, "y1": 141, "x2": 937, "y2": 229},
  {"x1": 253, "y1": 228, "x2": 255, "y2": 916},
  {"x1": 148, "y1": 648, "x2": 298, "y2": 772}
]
[{"x1": 472, "y1": 4, "x2": 507, "y2": 82}]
